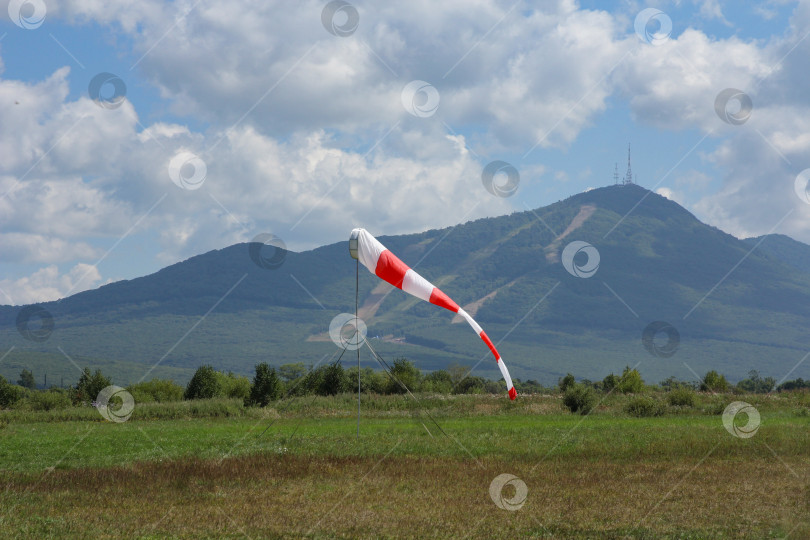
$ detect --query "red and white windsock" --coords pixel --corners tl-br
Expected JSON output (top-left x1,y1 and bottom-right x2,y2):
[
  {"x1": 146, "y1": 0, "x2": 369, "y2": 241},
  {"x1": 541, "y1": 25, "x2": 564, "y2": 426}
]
[{"x1": 349, "y1": 228, "x2": 516, "y2": 400}]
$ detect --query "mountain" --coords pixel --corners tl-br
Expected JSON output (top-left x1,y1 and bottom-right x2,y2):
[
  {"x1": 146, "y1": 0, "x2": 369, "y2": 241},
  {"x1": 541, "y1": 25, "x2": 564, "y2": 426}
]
[{"x1": 3, "y1": 184, "x2": 810, "y2": 387}]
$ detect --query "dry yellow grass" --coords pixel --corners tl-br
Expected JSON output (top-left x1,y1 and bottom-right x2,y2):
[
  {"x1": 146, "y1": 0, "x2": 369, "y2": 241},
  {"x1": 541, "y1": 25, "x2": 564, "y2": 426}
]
[{"x1": 2, "y1": 453, "x2": 807, "y2": 538}]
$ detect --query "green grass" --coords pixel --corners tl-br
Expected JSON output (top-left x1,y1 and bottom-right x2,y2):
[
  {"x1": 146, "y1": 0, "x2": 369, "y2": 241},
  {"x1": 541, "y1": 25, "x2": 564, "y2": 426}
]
[
  {"x1": 1, "y1": 392, "x2": 809, "y2": 538},
  {"x1": 2, "y1": 393, "x2": 809, "y2": 474}
]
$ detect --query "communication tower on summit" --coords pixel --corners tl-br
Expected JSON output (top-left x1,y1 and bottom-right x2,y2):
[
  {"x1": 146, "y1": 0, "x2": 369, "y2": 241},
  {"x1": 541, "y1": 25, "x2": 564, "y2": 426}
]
[{"x1": 623, "y1": 143, "x2": 634, "y2": 185}]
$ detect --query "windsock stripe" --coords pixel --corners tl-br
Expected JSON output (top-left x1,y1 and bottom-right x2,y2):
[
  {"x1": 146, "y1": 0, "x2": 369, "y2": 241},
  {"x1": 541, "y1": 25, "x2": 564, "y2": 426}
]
[
  {"x1": 402, "y1": 269, "x2": 434, "y2": 303},
  {"x1": 479, "y1": 330, "x2": 501, "y2": 361},
  {"x1": 375, "y1": 250, "x2": 409, "y2": 289}
]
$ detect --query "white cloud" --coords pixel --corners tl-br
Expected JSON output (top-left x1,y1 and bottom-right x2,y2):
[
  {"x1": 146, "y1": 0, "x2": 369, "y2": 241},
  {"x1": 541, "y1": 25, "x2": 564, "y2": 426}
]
[
  {"x1": 0, "y1": 263, "x2": 102, "y2": 305},
  {"x1": 3, "y1": 0, "x2": 810, "y2": 305}
]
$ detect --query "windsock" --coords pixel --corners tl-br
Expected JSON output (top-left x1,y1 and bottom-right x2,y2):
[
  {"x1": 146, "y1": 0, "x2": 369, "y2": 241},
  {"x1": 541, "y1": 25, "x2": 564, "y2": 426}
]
[{"x1": 349, "y1": 228, "x2": 516, "y2": 400}]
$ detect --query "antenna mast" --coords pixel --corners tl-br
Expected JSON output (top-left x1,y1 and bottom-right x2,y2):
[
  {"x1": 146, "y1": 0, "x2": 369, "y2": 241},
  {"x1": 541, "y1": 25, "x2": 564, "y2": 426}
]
[{"x1": 624, "y1": 143, "x2": 634, "y2": 185}]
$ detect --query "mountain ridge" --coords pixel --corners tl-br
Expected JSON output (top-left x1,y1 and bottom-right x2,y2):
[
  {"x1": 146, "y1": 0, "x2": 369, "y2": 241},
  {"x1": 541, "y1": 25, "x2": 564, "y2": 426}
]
[{"x1": 3, "y1": 184, "x2": 810, "y2": 387}]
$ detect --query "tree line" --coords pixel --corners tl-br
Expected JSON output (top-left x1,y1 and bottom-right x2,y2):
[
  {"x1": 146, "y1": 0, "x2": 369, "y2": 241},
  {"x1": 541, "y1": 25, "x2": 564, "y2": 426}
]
[{"x1": 0, "y1": 361, "x2": 807, "y2": 413}]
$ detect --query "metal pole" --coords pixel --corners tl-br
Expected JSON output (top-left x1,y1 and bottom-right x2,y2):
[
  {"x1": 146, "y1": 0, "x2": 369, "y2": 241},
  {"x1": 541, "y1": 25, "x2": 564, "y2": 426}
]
[{"x1": 356, "y1": 257, "x2": 360, "y2": 437}]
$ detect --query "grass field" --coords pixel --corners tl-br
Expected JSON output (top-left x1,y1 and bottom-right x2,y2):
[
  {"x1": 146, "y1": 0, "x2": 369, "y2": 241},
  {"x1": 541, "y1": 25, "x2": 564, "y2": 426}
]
[{"x1": 1, "y1": 393, "x2": 809, "y2": 538}]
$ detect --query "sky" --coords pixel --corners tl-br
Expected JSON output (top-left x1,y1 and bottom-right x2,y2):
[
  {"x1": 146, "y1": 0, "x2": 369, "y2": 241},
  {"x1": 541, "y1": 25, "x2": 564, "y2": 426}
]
[{"x1": 0, "y1": 0, "x2": 808, "y2": 305}]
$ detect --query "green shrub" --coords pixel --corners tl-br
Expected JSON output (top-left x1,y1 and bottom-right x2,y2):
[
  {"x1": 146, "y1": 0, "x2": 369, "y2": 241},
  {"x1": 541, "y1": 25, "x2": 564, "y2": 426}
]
[
  {"x1": 23, "y1": 389, "x2": 71, "y2": 411},
  {"x1": 701, "y1": 370, "x2": 729, "y2": 393},
  {"x1": 602, "y1": 373, "x2": 619, "y2": 392},
  {"x1": 319, "y1": 363, "x2": 348, "y2": 396},
  {"x1": 127, "y1": 379, "x2": 184, "y2": 403},
  {"x1": 346, "y1": 367, "x2": 388, "y2": 394},
  {"x1": 217, "y1": 372, "x2": 251, "y2": 400},
  {"x1": 420, "y1": 370, "x2": 453, "y2": 393},
  {"x1": 736, "y1": 370, "x2": 775, "y2": 394},
  {"x1": 563, "y1": 383, "x2": 596, "y2": 415},
  {"x1": 667, "y1": 387, "x2": 696, "y2": 407},
  {"x1": 616, "y1": 366, "x2": 645, "y2": 394},
  {"x1": 245, "y1": 363, "x2": 283, "y2": 407},
  {"x1": 626, "y1": 396, "x2": 665, "y2": 417},
  {"x1": 184, "y1": 365, "x2": 222, "y2": 400},
  {"x1": 17, "y1": 369, "x2": 36, "y2": 389},
  {"x1": 72, "y1": 367, "x2": 112, "y2": 405},
  {"x1": 386, "y1": 358, "x2": 421, "y2": 394},
  {"x1": 453, "y1": 376, "x2": 486, "y2": 395},
  {"x1": 558, "y1": 373, "x2": 576, "y2": 393},
  {"x1": 0, "y1": 376, "x2": 27, "y2": 408}
]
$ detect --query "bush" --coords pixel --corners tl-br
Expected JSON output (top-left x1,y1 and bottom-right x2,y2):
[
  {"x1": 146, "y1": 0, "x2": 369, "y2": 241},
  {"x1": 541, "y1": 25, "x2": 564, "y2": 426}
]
[
  {"x1": 736, "y1": 370, "x2": 775, "y2": 394},
  {"x1": 0, "y1": 376, "x2": 26, "y2": 408},
  {"x1": 386, "y1": 358, "x2": 421, "y2": 394},
  {"x1": 701, "y1": 370, "x2": 729, "y2": 393},
  {"x1": 602, "y1": 373, "x2": 619, "y2": 392},
  {"x1": 420, "y1": 370, "x2": 453, "y2": 393},
  {"x1": 563, "y1": 383, "x2": 596, "y2": 415},
  {"x1": 17, "y1": 369, "x2": 36, "y2": 390},
  {"x1": 217, "y1": 372, "x2": 251, "y2": 400},
  {"x1": 667, "y1": 387, "x2": 696, "y2": 407},
  {"x1": 616, "y1": 366, "x2": 644, "y2": 394},
  {"x1": 346, "y1": 367, "x2": 388, "y2": 394},
  {"x1": 245, "y1": 363, "x2": 283, "y2": 407},
  {"x1": 184, "y1": 365, "x2": 222, "y2": 400},
  {"x1": 453, "y1": 376, "x2": 487, "y2": 395},
  {"x1": 778, "y1": 378, "x2": 810, "y2": 392},
  {"x1": 72, "y1": 368, "x2": 112, "y2": 405},
  {"x1": 625, "y1": 396, "x2": 665, "y2": 417},
  {"x1": 127, "y1": 379, "x2": 184, "y2": 403},
  {"x1": 659, "y1": 376, "x2": 695, "y2": 391},
  {"x1": 23, "y1": 389, "x2": 71, "y2": 411},
  {"x1": 558, "y1": 373, "x2": 576, "y2": 393},
  {"x1": 319, "y1": 363, "x2": 348, "y2": 396}
]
